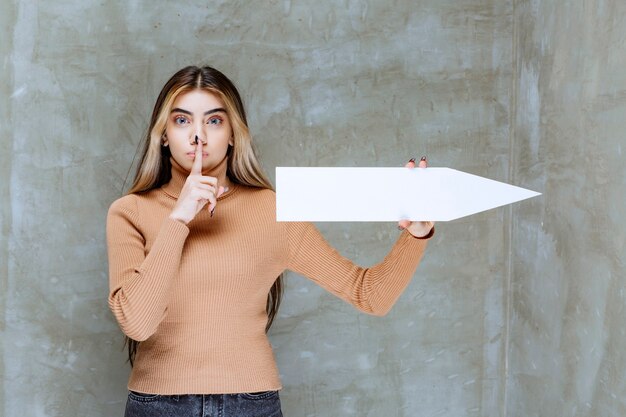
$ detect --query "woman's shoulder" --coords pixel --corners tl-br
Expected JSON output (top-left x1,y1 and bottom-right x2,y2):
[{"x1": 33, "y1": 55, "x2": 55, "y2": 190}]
[
  {"x1": 234, "y1": 185, "x2": 277, "y2": 215},
  {"x1": 108, "y1": 191, "x2": 160, "y2": 219},
  {"x1": 109, "y1": 193, "x2": 136, "y2": 211},
  {"x1": 109, "y1": 187, "x2": 164, "y2": 210},
  {"x1": 237, "y1": 184, "x2": 275, "y2": 199},
  {"x1": 107, "y1": 194, "x2": 140, "y2": 223}
]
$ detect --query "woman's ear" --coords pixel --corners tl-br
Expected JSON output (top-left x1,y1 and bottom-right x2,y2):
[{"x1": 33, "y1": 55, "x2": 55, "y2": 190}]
[{"x1": 162, "y1": 133, "x2": 169, "y2": 147}]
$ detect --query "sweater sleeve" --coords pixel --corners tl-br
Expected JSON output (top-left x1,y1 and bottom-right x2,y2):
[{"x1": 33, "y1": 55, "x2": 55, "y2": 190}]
[
  {"x1": 286, "y1": 222, "x2": 431, "y2": 316},
  {"x1": 106, "y1": 195, "x2": 190, "y2": 341}
]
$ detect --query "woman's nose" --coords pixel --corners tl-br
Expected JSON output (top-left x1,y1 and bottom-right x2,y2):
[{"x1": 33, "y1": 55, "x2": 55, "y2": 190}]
[{"x1": 192, "y1": 130, "x2": 207, "y2": 145}]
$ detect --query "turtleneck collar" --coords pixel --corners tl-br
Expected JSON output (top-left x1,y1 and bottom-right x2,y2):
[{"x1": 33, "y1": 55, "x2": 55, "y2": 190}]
[{"x1": 162, "y1": 156, "x2": 237, "y2": 200}]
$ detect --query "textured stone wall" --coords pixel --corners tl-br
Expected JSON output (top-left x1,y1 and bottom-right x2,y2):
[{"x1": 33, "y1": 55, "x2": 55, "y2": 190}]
[
  {"x1": 509, "y1": 1, "x2": 626, "y2": 416},
  {"x1": 7, "y1": 0, "x2": 620, "y2": 416}
]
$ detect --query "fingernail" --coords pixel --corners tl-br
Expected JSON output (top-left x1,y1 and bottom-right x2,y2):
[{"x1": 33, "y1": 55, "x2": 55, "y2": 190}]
[
  {"x1": 210, "y1": 208, "x2": 215, "y2": 217},
  {"x1": 195, "y1": 135, "x2": 199, "y2": 145},
  {"x1": 420, "y1": 156, "x2": 427, "y2": 161},
  {"x1": 408, "y1": 158, "x2": 416, "y2": 163}
]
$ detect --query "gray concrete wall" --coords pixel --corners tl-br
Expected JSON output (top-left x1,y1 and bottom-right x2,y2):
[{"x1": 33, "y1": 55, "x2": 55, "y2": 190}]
[
  {"x1": 509, "y1": 1, "x2": 626, "y2": 416},
  {"x1": 3, "y1": 1, "x2": 512, "y2": 416},
  {"x1": 3, "y1": 0, "x2": 622, "y2": 416}
]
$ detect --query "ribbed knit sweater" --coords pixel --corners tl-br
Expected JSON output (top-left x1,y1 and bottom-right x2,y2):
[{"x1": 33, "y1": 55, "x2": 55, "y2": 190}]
[{"x1": 106, "y1": 157, "x2": 431, "y2": 395}]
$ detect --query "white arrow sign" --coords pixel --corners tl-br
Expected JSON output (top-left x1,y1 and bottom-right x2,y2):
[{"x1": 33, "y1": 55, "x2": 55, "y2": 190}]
[{"x1": 276, "y1": 167, "x2": 541, "y2": 222}]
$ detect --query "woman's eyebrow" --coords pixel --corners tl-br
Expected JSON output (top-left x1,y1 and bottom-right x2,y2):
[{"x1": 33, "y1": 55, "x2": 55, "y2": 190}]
[
  {"x1": 171, "y1": 107, "x2": 192, "y2": 115},
  {"x1": 205, "y1": 107, "x2": 226, "y2": 116},
  {"x1": 171, "y1": 107, "x2": 226, "y2": 116}
]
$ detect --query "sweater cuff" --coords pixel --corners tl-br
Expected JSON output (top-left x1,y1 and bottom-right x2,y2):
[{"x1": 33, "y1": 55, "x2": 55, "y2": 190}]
[{"x1": 412, "y1": 226, "x2": 435, "y2": 240}]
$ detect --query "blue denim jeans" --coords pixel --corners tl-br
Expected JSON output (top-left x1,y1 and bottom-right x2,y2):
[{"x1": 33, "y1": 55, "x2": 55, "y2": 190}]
[{"x1": 124, "y1": 390, "x2": 283, "y2": 417}]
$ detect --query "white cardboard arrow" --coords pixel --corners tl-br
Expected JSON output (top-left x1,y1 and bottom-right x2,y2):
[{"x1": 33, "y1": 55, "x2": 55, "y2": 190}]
[{"x1": 276, "y1": 167, "x2": 541, "y2": 222}]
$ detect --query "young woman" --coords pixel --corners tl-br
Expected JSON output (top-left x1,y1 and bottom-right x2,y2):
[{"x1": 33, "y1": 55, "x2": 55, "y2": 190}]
[{"x1": 106, "y1": 66, "x2": 434, "y2": 417}]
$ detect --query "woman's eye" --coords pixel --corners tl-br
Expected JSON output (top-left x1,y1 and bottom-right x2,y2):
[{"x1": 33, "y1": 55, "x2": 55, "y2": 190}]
[
  {"x1": 174, "y1": 116, "x2": 189, "y2": 125},
  {"x1": 207, "y1": 117, "x2": 223, "y2": 126}
]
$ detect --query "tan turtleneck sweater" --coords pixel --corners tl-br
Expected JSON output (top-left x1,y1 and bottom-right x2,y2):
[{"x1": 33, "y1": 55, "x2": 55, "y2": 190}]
[{"x1": 106, "y1": 156, "x2": 431, "y2": 395}]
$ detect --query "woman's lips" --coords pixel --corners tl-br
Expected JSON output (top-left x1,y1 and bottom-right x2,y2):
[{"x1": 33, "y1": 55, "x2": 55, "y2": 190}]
[{"x1": 187, "y1": 152, "x2": 209, "y2": 158}]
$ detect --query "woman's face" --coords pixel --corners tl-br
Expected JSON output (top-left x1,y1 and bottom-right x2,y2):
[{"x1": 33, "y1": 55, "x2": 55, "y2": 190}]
[{"x1": 164, "y1": 89, "x2": 233, "y2": 172}]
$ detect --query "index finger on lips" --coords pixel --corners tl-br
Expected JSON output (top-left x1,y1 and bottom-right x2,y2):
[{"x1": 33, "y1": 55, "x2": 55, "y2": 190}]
[{"x1": 191, "y1": 139, "x2": 203, "y2": 175}]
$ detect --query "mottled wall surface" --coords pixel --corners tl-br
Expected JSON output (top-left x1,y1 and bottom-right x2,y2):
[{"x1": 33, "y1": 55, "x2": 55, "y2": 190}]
[
  {"x1": 0, "y1": 0, "x2": 566, "y2": 416},
  {"x1": 509, "y1": 1, "x2": 626, "y2": 416},
  {"x1": 1, "y1": 1, "x2": 17, "y2": 414}
]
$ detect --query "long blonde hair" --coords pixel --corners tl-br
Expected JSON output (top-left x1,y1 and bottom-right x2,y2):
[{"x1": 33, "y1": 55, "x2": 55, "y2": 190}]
[{"x1": 124, "y1": 66, "x2": 283, "y2": 366}]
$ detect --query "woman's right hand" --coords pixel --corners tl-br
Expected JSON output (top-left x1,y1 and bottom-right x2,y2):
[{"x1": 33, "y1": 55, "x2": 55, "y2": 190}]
[{"x1": 169, "y1": 142, "x2": 225, "y2": 225}]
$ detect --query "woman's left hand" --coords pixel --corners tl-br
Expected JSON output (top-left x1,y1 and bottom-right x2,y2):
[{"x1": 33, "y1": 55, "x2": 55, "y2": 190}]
[{"x1": 398, "y1": 157, "x2": 435, "y2": 238}]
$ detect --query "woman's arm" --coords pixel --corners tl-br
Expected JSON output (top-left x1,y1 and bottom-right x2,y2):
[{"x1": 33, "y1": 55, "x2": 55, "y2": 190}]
[
  {"x1": 106, "y1": 196, "x2": 189, "y2": 341},
  {"x1": 286, "y1": 222, "x2": 432, "y2": 316}
]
